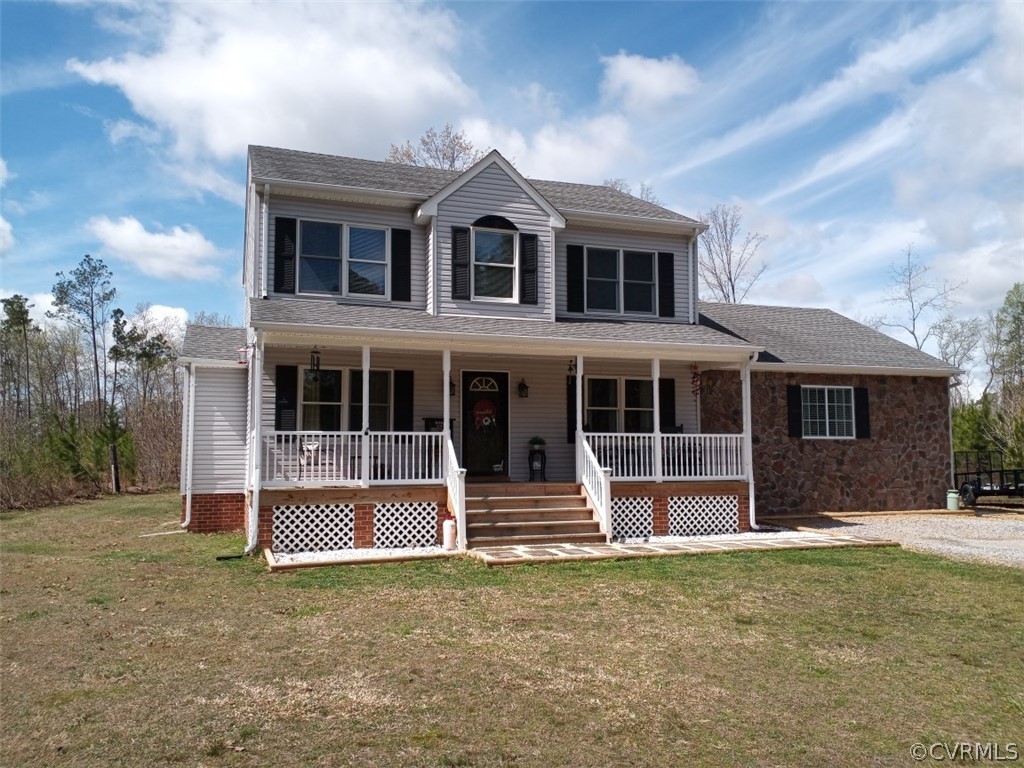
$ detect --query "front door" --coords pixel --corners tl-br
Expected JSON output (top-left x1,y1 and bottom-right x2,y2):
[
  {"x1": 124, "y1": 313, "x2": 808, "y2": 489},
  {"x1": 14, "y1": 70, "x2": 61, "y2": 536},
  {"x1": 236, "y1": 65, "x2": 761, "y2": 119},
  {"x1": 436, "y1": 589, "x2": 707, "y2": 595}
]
[{"x1": 461, "y1": 372, "x2": 509, "y2": 478}]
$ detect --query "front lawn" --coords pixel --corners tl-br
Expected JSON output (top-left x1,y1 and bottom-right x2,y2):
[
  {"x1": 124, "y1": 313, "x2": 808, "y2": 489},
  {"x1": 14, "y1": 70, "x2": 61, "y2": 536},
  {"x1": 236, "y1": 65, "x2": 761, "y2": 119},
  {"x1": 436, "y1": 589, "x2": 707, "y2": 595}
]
[{"x1": 2, "y1": 493, "x2": 1021, "y2": 767}]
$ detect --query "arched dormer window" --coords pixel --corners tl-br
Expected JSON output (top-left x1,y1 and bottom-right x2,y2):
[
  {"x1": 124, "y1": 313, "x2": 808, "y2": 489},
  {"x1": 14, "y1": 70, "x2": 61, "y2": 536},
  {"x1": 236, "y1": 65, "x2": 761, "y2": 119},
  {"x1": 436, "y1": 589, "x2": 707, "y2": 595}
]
[{"x1": 451, "y1": 216, "x2": 538, "y2": 306}]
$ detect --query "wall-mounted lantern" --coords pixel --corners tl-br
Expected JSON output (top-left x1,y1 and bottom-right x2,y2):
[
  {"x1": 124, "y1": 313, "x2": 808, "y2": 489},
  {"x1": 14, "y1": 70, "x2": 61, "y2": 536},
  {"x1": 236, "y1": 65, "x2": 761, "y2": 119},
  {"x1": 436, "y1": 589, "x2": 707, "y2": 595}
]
[
  {"x1": 518, "y1": 378, "x2": 530, "y2": 398},
  {"x1": 236, "y1": 346, "x2": 249, "y2": 366},
  {"x1": 310, "y1": 346, "x2": 321, "y2": 381}
]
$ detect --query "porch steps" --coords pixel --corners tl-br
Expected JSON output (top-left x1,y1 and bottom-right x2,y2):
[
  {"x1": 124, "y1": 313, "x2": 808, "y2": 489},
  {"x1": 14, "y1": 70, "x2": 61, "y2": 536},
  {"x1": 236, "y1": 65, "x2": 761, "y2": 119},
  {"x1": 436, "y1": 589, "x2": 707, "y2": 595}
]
[{"x1": 465, "y1": 483, "x2": 605, "y2": 549}]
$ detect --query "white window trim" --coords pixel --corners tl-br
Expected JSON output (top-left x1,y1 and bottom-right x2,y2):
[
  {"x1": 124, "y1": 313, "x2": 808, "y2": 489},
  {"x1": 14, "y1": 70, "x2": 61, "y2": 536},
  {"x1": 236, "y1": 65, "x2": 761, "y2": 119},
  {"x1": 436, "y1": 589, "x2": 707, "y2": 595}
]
[
  {"x1": 584, "y1": 246, "x2": 657, "y2": 317},
  {"x1": 471, "y1": 226, "x2": 518, "y2": 303},
  {"x1": 800, "y1": 385, "x2": 855, "y2": 440},
  {"x1": 585, "y1": 376, "x2": 655, "y2": 433},
  {"x1": 296, "y1": 219, "x2": 391, "y2": 301},
  {"x1": 298, "y1": 366, "x2": 394, "y2": 431}
]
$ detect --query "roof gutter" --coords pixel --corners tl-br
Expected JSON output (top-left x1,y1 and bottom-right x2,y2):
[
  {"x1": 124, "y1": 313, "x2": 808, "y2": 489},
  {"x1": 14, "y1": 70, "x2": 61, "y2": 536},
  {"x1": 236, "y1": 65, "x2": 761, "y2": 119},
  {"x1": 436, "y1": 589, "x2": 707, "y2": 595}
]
[
  {"x1": 252, "y1": 320, "x2": 762, "y2": 362},
  {"x1": 749, "y1": 362, "x2": 961, "y2": 377},
  {"x1": 563, "y1": 208, "x2": 708, "y2": 236},
  {"x1": 251, "y1": 176, "x2": 425, "y2": 207}
]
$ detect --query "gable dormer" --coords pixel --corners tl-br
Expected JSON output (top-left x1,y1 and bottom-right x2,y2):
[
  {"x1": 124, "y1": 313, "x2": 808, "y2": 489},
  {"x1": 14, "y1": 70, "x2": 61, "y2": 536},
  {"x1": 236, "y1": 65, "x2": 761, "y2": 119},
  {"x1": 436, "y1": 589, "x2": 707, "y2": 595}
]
[{"x1": 414, "y1": 151, "x2": 565, "y2": 320}]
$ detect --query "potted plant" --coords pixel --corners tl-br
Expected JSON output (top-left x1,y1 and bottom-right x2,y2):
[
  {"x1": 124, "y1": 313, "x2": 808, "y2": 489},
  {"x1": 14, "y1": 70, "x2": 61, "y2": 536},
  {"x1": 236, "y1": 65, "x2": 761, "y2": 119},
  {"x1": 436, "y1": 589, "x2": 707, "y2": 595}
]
[{"x1": 528, "y1": 435, "x2": 546, "y2": 448}]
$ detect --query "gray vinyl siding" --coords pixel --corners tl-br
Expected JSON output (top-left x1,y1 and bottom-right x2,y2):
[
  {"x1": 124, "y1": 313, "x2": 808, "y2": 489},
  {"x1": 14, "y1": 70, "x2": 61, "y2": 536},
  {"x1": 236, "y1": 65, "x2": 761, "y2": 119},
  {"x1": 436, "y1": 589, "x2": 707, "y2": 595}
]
[
  {"x1": 554, "y1": 225, "x2": 694, "y2": 322},
  {"x1": 191, "y1": 367, "x2": 248, "y2": 493},
  {"x1": 265, "y1": 196, "x2": 426, "y2": 309},
  {"x1": 435, "y1": 163, "x2": 553, "y2": 320},
  {"x1": 260, "y1": 348, "x2": 699, "y2": 483}
]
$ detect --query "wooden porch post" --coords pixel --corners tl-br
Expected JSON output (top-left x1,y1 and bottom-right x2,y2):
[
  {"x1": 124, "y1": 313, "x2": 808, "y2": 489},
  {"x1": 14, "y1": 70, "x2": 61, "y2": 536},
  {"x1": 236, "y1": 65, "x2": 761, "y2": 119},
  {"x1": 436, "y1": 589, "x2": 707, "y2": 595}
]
[
  {"x1": 361, "y1": 345, "x2": 371, "y2": 485},
  {"x1": 652, "y1": 358, "x2": 662, "y2": 482}
]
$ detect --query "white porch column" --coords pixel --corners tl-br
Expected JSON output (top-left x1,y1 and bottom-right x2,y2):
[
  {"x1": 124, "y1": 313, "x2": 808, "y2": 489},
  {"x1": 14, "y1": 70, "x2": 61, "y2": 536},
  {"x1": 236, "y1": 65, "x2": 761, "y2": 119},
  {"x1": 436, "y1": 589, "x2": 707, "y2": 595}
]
[
  {"x1": 442, "y1": 350, "x2": 452, "y2": 473},
  {"x1": 741, "y1": 355, "x2": 757, "y2": 529},
  {"x1": 652, "y1": 358, "x2": 662, "y2": 482},
  {"x1": 575, "y1": 355, "x2": 584, "y2": 483},
  {"x1": 245, "y1": 333, "x2": 265, "y2": 552},
  {"x1": 361, "y1": 345, "x2": 371, "y2": 485}
]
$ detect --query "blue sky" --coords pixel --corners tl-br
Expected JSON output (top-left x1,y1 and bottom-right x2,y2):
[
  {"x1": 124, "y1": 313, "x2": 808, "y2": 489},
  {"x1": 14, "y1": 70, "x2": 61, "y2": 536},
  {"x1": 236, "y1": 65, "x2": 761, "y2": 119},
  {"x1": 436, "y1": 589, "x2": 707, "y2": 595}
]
[{"x1": 1, "y1": 1, "x2": 1021, "y2": 366}]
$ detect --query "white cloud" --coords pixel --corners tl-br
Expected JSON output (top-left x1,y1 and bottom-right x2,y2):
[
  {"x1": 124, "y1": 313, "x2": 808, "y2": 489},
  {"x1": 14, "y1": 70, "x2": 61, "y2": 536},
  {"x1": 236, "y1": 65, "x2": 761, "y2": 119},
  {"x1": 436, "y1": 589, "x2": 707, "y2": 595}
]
[
  {"x1": 86, "y1": 215, "x2": 223, "y2": 281},
  {"x1": 0, "y1": 157, "x2": 10, "y2": 187},
  {"x1": 67, "y1": 2, "x2": 475, "y2": 199},
  {"x1": 105, "y1": 118, "x2": 161, "y2": 146},
  {"x1": 665, "y1": 3, "x2": 991, "y2": 177},
  {"x1": 600, "y1": 51, "x2": 699, "y2": 114},
  {"x1": 0, "y1": 215, "x2": 13, "y2": 254},
  {"x1": 464, "y1": 114, "x2": 640, "y2": 182},
  {"x1": 0, "y1": 290, "x2": 56, "y2": 323}
]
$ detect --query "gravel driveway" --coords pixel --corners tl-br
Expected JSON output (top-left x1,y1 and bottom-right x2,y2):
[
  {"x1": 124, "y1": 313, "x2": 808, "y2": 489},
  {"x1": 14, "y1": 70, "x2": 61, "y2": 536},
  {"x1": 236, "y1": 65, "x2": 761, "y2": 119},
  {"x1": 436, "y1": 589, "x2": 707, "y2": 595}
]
[{"x1": 798, "y1": 512, "x2": 1024, "y2": 568}]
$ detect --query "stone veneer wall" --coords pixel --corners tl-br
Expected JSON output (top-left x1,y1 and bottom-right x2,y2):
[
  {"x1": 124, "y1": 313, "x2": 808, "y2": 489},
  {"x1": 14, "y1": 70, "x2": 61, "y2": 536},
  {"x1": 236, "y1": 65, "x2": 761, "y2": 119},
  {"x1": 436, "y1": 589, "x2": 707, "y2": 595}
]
[{"x1": 700, "y1": 370, "x2": 951, "y2": 515}]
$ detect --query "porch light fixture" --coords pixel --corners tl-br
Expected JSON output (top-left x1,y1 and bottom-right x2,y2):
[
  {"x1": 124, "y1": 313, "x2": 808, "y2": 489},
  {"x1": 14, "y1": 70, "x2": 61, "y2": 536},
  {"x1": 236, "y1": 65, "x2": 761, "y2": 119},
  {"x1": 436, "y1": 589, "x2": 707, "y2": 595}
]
[
  {"x1": 449, "y1": 376, "x2": 456, "y2": 397},
  {"x1": 236, "y1": 346, "x2": 249, "y2": 366},
  {"x1": 518, "y1": 378, "x2": 530, "y2": 398},
  {"x1": 310, "y1": 346, "x2": 321, "y2": 374},
  {"x1": 567, "y1": 360, "x2": 577, "y2": 376}
]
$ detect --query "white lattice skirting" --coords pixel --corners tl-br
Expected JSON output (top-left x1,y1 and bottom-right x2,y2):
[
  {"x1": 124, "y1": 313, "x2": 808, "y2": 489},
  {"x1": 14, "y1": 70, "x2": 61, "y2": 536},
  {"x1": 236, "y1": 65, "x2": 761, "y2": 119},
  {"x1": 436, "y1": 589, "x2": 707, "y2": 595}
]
[
  {"x1": 272, "y1": 503, "x2": 355, "y2": 553},
  {"x1": 669, "y1": 496, "x2": 739, "y2": 536},
  {"x1": 611, "y1": 497, "x2": 653, "y2": 540},
  {"x1": 374, "y1": 502, "x2": 438, "y2": 548}
]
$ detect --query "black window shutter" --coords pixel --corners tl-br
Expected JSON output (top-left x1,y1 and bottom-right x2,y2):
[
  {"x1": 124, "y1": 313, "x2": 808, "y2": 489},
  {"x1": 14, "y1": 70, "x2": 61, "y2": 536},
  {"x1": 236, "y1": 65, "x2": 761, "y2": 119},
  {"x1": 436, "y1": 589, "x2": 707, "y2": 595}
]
[
  {"x1": 520, "y1": 233, "x2": 538, "y2": 305},
  {"x1": 452, "y1": 227, "x2": 470, "y2": 300},
  {"x1": 391, "y1": 228, "x2": 412, "y2": 302},
  {"x1": 567, "y1": 244, "x2": 584, "y2": 313},
  {"x1": 274, "y1": 217, "x2": 297, "y2": 294},
  {"x1": 393, "y1": 371, "x2": 414, "y2": 431},
  {"x1": 348, "y1": 371, "x2": 363, "y2": 431},
  {"x1": 566, "y1": 376, "x2": 577, "y2": 443},
  {"x1": 275, "y1": 365, "x2": 298, "y2": 430},
  {"x1": 787, "y1": 385, "x2": 803, "y2": 438},
  {"x1": 659, "y1": 378, "x2": 676, "y2": 432},
  {"x1": 657, "y1": 252, "x2": 675, "y2": 318},
  {"x1": 854, "y1": 387, "x2": 871, "y2": 439}
]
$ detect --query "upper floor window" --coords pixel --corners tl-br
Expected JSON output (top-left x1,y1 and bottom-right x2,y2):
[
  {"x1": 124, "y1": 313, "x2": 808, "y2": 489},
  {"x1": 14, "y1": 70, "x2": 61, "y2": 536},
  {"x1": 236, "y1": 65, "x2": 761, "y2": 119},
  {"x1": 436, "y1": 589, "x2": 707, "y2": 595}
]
[
  {"x1": 584, "y1": 247, "x2": 656, "y2": 315},
  {"x1": 801, "y1": 385, "x2": 854, "y2": 438},
  {"x1": 473, "y1": 228, "x2": 517, "y2": 300},
  {"x1": 298, "y1": 220, "x2": 389, "y2": 298}
]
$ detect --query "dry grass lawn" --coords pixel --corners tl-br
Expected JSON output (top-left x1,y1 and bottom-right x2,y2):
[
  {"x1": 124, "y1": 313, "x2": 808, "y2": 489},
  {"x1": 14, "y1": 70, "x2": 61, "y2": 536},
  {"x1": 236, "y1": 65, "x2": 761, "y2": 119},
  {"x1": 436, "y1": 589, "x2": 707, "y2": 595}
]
[{"x1": 2, "y1": 492, "x2": 1022, "y2": 767}]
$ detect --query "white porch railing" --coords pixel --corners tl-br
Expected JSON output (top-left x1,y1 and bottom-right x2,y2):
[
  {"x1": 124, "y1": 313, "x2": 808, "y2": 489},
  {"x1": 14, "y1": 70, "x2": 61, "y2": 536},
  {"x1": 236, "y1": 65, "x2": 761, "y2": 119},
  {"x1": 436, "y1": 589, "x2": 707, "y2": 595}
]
[
  {"x1": 445, "y1": 438, "x2": 467, "y2": 550},
  {"x1": 585, "y1": 433, "x2": 745, "y2": 481},
  {"x1": 261, "y1": 431, "x2": 444, "y2": 487},
  {"x1": 577, "y1": 431, "x2": 612, "y2": 541}
]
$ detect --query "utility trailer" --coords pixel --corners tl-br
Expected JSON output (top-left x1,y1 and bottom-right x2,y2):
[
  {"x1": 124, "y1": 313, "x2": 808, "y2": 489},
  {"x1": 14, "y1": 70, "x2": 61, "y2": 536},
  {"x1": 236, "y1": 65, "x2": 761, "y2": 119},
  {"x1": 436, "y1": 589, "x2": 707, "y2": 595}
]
[{"x1": 955, "y1": 450, "x2": 1024, "y2": 505}]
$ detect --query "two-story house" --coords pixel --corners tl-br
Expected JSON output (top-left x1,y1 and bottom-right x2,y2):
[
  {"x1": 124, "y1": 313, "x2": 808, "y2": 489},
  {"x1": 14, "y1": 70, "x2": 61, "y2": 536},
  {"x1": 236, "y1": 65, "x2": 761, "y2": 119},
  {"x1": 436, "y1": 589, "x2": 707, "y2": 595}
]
[{"x1": 179, "y1": 145, "x2": 958, "y2": 557}]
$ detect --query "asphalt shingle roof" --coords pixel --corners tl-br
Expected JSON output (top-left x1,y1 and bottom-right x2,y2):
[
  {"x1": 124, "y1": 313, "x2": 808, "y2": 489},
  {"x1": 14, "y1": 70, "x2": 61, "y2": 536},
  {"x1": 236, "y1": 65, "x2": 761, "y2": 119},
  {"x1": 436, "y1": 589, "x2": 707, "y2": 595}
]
[
  {"x1": 181, "y1": 325, "x2": 246, "y2": 362},
  {"x1": 248, "y1": 145, "x2": 697, "y2": 225},
  {"x1": 699, "y1": 302, "x2": 958, "y2": 373},
  {"x1": 250, "y1": 299, "x2": 752, "y2": 351}
]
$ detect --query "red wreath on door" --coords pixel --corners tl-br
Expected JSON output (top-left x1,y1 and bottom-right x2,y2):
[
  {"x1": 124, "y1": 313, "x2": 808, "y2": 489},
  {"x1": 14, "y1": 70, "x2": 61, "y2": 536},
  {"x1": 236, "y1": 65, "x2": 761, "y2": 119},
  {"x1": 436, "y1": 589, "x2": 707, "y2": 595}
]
[{"x1": 473, "y1": 400, "x2": 497, "y2": 431}]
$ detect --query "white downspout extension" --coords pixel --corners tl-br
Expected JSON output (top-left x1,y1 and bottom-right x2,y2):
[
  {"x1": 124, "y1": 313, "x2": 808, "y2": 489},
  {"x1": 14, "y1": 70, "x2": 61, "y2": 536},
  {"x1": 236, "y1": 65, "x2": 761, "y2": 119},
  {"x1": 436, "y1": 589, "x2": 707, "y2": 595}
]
[
  {"x1": 260, "y1": 184, "x2": 269, "y2": 298},
  {"x1": 689, "y1": 234, "x2": 698, "y2": 324},
  {"x1": 181, "y1": 363, "x2": 197, "y2": 529},
  {"x1": 741, "y1": 352, "x2": 760, "y2": 530},
  {"x1": 948, "y1": 377, "x2": 958, "y2": 490},
  {"x1": 244, "y1": 334, "x2": 264, "y2": 554}
]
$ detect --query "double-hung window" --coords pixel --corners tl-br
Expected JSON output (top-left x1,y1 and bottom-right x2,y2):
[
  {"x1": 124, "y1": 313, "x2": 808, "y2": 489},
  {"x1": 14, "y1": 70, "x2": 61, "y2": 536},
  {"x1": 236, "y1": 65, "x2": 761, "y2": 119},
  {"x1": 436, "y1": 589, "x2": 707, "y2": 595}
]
[
  {"x1": 585, "y1": 247, "x2": 656, "y2": 315},
  {"x1": 298, "y1": 220, "x2": 389, "y2": 298},
  {"x1": 298, "y1": 368, "x2": 393, "y2": 431},
  {"x1": 473, "y1": 228, "x2": 516, "y2": 300},
  {"x1": 801, "y1": 386, "x2": 854, "y2": 438},
  {"x1": 586, "y1": 377, "x2": 655, "y2": 433},
  {"x1": 349, "y1": 370, "x2": 392, "y2": 431},
  {"x1": 301, "y1": 368, "x2": 343, "y2": 431}
]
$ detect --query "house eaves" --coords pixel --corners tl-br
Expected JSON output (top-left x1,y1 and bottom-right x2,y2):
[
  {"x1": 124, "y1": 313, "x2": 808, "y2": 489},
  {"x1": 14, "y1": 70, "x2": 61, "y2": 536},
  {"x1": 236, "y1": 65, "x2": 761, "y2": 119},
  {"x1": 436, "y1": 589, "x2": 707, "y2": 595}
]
[
  {"x1": 414, "y1": 150, "x2": 566, "y2": 229},
  {"x1": 561, "y1": 208, "x2": 708, "y2": 236},
  {"x1": 252, "y1": 177, "x2": 425, "y2": 210}
]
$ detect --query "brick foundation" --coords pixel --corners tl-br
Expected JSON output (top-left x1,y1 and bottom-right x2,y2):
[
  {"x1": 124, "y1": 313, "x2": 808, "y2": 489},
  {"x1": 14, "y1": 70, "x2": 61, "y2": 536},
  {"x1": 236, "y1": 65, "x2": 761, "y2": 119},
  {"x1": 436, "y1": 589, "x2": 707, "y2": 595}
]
[{"x1": 181, "y1": 493, "x2": 246, "y2": 533}]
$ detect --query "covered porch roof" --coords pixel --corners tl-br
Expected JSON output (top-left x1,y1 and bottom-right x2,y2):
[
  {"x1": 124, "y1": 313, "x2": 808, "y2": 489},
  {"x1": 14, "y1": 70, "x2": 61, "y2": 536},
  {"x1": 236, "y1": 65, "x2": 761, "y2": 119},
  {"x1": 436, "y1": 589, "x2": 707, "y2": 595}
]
[{"x1": 249, "y1": 299, "x2": 760, "y2": 363}]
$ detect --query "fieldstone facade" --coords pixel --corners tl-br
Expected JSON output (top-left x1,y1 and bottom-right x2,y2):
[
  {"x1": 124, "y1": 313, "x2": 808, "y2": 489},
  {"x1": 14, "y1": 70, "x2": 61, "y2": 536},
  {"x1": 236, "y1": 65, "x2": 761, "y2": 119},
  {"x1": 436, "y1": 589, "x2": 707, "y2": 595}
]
[{"x1": 701, "y1": 369, "x2": 952, "y2": 515}]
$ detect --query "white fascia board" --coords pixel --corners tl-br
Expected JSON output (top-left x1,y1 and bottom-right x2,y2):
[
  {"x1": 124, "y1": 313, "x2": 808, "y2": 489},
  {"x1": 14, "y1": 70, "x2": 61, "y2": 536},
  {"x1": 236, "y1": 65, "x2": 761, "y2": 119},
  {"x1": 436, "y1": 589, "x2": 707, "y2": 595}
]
[
  {"x1": 564, "y1": 209, "x2": 707, "y2": 236},
  {"x1": 750, "y1": 362, "x2": 961, "y2": 378},
  {"x1": 414, "y1": 150, "x2": 566, "y2": 229},
  {"x1": 256, "y1": 323, "x2": 759, "y2": 362},
  {"x1": 176, "y1": 357, "x2": 248, "y2": 368},
  {"x1": 252, "y1": 177, "x2": 423, "y2": 208}
]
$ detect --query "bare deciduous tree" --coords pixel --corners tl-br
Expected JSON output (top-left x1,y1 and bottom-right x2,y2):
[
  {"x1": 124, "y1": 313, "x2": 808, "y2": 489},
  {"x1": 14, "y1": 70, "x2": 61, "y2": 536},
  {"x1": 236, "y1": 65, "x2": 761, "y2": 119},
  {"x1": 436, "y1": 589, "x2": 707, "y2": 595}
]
[
  {"x1": 934, "y1": 312, "x2": 984, "y2": 405},
  {"x1": 603, "y1": 178, "x2": 661, "y2": 204},
  {"x1": 697, "y1": 204, "x2": 767, "y2": 303},
  {"x1": 879, "y1": 245, "x2": 961, "y2": 351},
  {"x1": 386, "y1": 123, "x2": 483, "y2": 171}
]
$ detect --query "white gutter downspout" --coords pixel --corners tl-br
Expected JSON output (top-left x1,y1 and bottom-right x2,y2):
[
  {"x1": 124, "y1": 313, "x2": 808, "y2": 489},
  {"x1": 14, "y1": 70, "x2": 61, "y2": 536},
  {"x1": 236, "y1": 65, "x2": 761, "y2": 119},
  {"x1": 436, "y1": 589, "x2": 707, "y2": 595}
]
[
  {"x1": 260, "y1": 184, "x2": 270, "y2": 298},
  {"x1": 181, "y1": 363, "x2": 197, "y2": 529},
  {"x1": 244, "y1": 333, "x2": 264, "y2": 554},
  {"x1": 741, "y1": 351, "x2": 761, "y2": 530}
]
